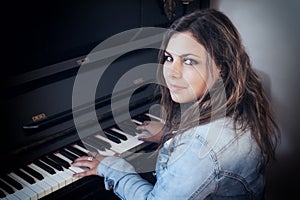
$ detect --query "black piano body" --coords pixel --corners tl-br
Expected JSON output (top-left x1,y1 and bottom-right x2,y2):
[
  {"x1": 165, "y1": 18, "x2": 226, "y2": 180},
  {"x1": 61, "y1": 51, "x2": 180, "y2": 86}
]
[
  {"x1": 1, "y1": 45, "x2": 162, "y2": 199},
  {"x1": 0, "y1": 1, "x2": 209, "y2": 199}
]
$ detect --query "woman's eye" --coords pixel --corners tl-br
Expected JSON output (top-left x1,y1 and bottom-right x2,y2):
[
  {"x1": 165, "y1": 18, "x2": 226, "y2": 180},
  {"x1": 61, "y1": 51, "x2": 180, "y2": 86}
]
[
  {"x1": 184, "y1": 59, "x2": 197, "y2": 65},
  {"x1": 164, "y1": 55, "x2": 173, "y2": 62}
]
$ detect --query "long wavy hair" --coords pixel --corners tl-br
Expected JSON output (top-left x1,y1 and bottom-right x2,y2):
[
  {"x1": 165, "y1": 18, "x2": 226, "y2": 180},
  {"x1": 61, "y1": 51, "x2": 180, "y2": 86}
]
[{"x1": 156, "y1": 9, "x2": 280, "y2": 162}]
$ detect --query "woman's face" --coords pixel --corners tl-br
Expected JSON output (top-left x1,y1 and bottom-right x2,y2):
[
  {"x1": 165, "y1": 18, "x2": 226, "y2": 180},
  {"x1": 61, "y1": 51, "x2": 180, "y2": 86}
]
[{"x1": 163, "y1": 32, "x2": 219, "y2": 103}]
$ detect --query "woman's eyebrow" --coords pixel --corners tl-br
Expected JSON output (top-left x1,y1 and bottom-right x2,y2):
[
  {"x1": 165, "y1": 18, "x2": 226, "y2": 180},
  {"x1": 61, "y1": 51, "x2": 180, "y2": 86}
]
[
  {"x1": 164, "y1": 51, "x2": 171, "y2": 55},
  {"x1": 164, "y1": 50, "x2": 200, "y2": 58}
]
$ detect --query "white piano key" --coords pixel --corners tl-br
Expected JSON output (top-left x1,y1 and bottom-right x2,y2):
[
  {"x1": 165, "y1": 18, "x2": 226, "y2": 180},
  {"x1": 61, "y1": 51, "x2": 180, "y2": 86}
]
[
  {"x1": 4, "y1": 193, "x2": 21, "y2": 200},
  {"x1": 74, "y1": 143, "x2": 115, "y2": 157},
  {"x1": 5, "y1": 174, "x2": 38, "y2": 200},
  {"x1": 53, "y1": 168, "x2": 73, "y2": 186},
  {"x1": 72, "y1": 144, "x2": 90, "y2": 154},
  {"x1": 145, "y1": 113, "x2": 163, "y2": 122},
  {"x1": 61, "y1": 168, "x2": 76, "y2": 184},
  {"x1": 51, "y1": 153, "x2": 79, "y2": 183},
  {"x1": 38, "y1": 160, "x2": 67, "y2": 188},
  {"x1": 29, "y1": 164, "x2": 60, "y2": 192},
  {"x1": 68, "y1": 166, "x2": 87, "y2": 175},
  {"x1": 95, "y1": 132, "x2": 144, "y2": 155},
  {"x1": 20, "y1": 166, "x2": 53, "y2": 196},
  {"x1": 12, "y1": 190, "x2": 30, "y2": 200},
  {"x1": 40, "y1": 161, "x2": 71, "y2": 186},
  {"x1": 30, "y1": 163, "x2": 64, "y2": 190},
  {"x1": 17, "y1": 187, "x2": 37, "y2": 200},
  {"x1": 54, "y1": 153, "x2": 73, "y2": 164},
  {"x1": 0, "y1": 177, "x2": 30, "y2": 200},
  {"x1": 54, "y1": 153, "x2": 85, "y2": 176},
  {"x1": 0, "y1": 189, "x2": 7, "y2": 200},
  {"x1": 9, "y1": 172, "x2": 45, "y2": 199},
  {"x1": 111, "y1": 127, "x2": 138, "y2": 139},
  {"x1": 131, "y1": 119, "x2": 143, "y2": 125}
]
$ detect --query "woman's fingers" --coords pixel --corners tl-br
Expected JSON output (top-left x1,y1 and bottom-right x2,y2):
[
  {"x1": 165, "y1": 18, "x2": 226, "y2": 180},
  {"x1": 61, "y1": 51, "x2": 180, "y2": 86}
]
[
  {"x1": 73, "y1": 167, "x2": 97, "y2": 178},
  {"x1": 72, "y1": 159, "x2": 96, "y2": 168},
  {"x1": 71, "y1": 153, "x2": 106, "y2": 178},
  {"x1": 71, "y1": 158, "x2": 99, "y2": 178},
  {"x1": 136, "y1": 121, "x2": 163, "y2": 132},
  {"x1": 73, "y1": 155, "x2": 91, "y2": 162},
  {"x1": 136, "y1": 121, "x2": 164, "y2": 143},
  {"x1": 136, "y1": 121, "x2": 149, "y2": 130},
  {"x1": 138, "y1": 132, "x2": 163, "y2": 143},
  {"x1": 138, "y1": 135, "x2": 152, "y2": 142}
]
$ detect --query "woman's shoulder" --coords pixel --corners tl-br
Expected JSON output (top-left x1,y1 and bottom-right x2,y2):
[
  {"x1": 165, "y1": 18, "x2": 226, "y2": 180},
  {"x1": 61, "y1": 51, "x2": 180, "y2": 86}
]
[
  {"x1": 167, "y1": 117, "x2": 259, "y2": 158},
  {"x1": 183, "y1": 117, "x2": 236, "y2": 140},
  {"x1": 192, "y1": 117, "x2": 261, "y2": 161},
  {"x1": 179, "y1": 117, "x2": 256, "y2": 154}
]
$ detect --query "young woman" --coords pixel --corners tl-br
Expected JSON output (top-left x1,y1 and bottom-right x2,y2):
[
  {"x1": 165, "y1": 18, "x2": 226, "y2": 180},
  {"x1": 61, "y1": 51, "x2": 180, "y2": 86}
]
[{"x1": 72, "y1": 9, "x2": 280, "y2": 199}]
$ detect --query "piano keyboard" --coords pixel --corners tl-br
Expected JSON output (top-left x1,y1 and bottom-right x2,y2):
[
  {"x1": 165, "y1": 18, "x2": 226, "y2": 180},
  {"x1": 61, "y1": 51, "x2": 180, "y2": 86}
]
[{"x1": 0, "y1": 112, "x2": 161, "y2": 200}]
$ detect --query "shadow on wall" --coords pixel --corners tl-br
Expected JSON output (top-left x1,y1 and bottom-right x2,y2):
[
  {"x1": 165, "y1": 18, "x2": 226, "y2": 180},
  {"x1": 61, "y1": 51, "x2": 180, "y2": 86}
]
[
  {"x1": 264, "y1": 155, "x2": 300, "y2": 199},
  {"x1": 255, "y1": 69, "x2": 271, "y2": 101},
  {"x1": 210, "y1": 0, "x2": 300, "y2": 198},
  {"x1": 254, "y1": 70, "x2": 300, "y2": 200},
  {"x1": 258, "y1": 71, "x2": 300, "y2": 199}
]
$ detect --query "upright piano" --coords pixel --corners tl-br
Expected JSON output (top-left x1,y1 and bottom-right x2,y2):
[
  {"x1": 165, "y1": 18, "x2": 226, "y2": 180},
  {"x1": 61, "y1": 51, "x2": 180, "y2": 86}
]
[{"x1": 0, "y1": 0, "x2": 209, "y2": 199}]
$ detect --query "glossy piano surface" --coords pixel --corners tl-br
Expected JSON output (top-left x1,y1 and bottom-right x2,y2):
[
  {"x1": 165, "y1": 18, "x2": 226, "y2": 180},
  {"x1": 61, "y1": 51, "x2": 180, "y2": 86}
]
[
  {"x1": 0, "y1": 1, "x2": 210, "y2": 198},
  {"x1": 0, "y1": 110, "x2": 159, "y2": 199},
  {"x1": 1, "y1": 49, "x2": 162, "y2": 198}
]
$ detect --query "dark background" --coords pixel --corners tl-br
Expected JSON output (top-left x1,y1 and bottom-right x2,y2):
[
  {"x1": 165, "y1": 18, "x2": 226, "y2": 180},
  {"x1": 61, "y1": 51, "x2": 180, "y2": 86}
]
[{"x1": 1, "y1": 0, "x2": 209, "y2": 79}]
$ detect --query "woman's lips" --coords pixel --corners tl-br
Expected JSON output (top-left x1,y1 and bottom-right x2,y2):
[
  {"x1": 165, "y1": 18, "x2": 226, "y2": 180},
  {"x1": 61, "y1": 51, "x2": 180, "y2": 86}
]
[{"x1": 168, "y1": 84, "x2": 186, "y2": 91}]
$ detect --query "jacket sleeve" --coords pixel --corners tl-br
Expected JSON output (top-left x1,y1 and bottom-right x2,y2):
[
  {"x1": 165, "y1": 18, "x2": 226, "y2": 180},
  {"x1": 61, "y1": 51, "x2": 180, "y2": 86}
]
[
  {"x1": 97, "y1": 156, "x2": 154, "y2": 199},
  {"x1": 97, "y1": 135, "x2": 216, "y2": 200}
]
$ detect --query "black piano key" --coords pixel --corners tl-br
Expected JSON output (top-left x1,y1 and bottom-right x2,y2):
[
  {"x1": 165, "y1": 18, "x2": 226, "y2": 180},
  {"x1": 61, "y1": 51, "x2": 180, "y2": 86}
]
[
  {"x1": 33, "y1": 160, "x2": 56, "y2": 175},
  {"x1": 22, "y1": 166, "x2": 44, "y2": 181},
  {"x1": 59, "y1": 149, "x2": 79, "y2": 161},
  {"x1": 1, "y1": 175, "x2": 23, "y2": 190},
  {"x1": 105, "y1": 128, "x2": 127, "y2": 141},
  {"x1": 118, "y1": 120, "x2": 140, "y2": 135},
  {"x1": 83, "y1": 137, "x2": 106, "y2": 151},
  {"x1": 48, "y1": 154, "x2": 70, "y2": 169},
  {"x1": 81, "y1": 142, "x2": 101, "y2": 153},
  {"x1": 96, "y1": 135, "x2": 112, "y2": 149},
  {"x1": 14, "y1": 169, "x2": 35, "y2": 184},
  {"x1": 0, "y1": 179, "x2": 14, "y2": 194},
  {"x1": 84, "y1": 136, "x2": 110, "y2": 150},
  {"x1": 76, "y1": 141, "x2": 85, "y2": 148},
  {"x1": 0, "y1": 189, "x2": 6, "y2": 198},
  {"x1": 104, "y1": 132, "x2": 121, "y2": 144},
  {"x1": 48, "y1": 153, "x2": 71, "y2": 168},
  {"x1": 66, "y1": 145, "x2": 88, "y2": 157},
  {"x1": 41, "y1": 157, "x2": 64, "y2": 171},
  {"x1": 134, "y1": 114, "x2": 151, "y2": 123}
]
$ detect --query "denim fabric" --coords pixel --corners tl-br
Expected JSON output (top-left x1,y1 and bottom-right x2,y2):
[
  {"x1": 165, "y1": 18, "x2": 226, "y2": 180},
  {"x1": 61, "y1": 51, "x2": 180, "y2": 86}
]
[{"x1": 97, "y1": 118, "x2": 265, "y2": 200}]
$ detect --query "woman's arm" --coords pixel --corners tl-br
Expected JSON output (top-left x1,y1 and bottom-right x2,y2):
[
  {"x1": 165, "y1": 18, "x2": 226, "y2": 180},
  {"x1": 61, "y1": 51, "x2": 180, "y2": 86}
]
[
  {"x1": 97, "y1": 136, "x2": 216, "y2": 200},
  {"x1": 72, "y1": 130, "x2": 216, "y2": 200}
]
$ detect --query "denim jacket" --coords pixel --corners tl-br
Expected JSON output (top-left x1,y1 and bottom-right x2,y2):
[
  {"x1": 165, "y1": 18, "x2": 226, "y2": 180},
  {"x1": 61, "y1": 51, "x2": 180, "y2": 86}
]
[{"x1": 97, "y1": 118, "x2": 265, "y2": 199}]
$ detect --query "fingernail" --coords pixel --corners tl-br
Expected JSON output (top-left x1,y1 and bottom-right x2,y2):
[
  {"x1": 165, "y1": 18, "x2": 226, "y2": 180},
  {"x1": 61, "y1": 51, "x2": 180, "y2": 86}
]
[{"x1": 138, "y1": 137, "x2": 144, "y2": 141}]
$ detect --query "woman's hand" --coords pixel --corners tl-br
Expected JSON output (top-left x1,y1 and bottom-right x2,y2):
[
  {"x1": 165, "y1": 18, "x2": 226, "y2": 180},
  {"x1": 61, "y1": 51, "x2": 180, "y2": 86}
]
[
  {"x1": 136, "y1": 121, "x2": 164, "y2": 143},
  {"x1": 71, "y1": 152, "x2": 105, "y2": 178}
]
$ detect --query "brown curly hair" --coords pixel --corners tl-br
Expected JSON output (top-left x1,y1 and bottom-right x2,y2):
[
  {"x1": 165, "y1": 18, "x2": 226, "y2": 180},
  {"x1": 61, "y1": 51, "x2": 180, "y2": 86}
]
[{"x1": 156, "y1": 9, "x2": 280, "y2": 163}]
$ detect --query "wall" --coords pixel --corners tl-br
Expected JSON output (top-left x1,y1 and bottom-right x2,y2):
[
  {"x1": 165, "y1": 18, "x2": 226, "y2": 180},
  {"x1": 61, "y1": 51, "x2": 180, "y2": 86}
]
[{"x1": 210, "y1": 0, "x2": 300, "y2": 199}]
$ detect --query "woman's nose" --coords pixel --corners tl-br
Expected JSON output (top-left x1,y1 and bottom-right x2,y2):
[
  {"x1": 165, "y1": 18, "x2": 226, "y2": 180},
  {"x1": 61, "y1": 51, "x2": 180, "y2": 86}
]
[{"x1": 170, "y1": 60, "x2": 182, "y2": 78}]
